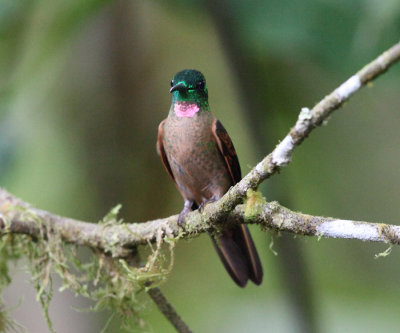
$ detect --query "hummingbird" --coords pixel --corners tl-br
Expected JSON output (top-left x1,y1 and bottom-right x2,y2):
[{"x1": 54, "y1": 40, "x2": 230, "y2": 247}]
[{"x1": 157, "y1": 69, "x2": 263, "y2": 287}]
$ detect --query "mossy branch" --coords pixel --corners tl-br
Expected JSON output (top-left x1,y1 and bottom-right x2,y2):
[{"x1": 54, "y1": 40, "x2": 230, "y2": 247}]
[
  {"x1": 0, "y1": 41, "x2": 400, "y2": 332},
  {"x1": 2, "y1": 189, "x2": 400, "y2": 250}
]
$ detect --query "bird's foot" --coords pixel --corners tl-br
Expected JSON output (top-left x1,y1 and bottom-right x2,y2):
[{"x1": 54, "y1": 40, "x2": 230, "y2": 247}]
[
  {"x1": 198, "y1": 197, "x2": 218, "y2": 213},
  {"x1": 177, "y1": 210, "x2": 188, "y2": 227},
  {"x1": 178, "y1": 200, "x2": 194, "y2": 227}
]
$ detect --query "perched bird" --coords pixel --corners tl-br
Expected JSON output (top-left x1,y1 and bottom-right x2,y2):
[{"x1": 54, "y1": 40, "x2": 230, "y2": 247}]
[{"x1": 157, "y1": 69, "x2": 263, "y2": 287}]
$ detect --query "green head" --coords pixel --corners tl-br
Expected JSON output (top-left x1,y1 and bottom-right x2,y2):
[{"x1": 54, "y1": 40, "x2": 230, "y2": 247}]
[{"x1": 169, "y1": 69, "x2": 209, "y2": 111}]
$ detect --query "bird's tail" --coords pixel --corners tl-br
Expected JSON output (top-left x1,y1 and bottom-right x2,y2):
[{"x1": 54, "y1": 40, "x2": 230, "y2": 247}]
[{"x1": 210, "y1": 224, "x2": 263, "y2": 287}]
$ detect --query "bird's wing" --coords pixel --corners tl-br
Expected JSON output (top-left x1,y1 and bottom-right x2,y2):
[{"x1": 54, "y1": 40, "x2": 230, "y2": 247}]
[
  {"x1": 157, "y1": 120, "x2": 175, "y2": 182},
  {"x1": 211, "y1": 118, "x2": 263, "y2": 286},
  {"x1": 211, "y1": 119, "x2": 241, "y2": 184}
]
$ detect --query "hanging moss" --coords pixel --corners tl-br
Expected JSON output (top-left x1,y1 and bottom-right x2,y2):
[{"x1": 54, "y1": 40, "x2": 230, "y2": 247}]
[{"x1": 0, "y1": 204, "x2": 177, "y2": 332}]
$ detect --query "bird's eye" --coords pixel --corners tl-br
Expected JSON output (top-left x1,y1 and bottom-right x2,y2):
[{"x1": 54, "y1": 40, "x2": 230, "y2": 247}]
[
  {"x1": 170, "y1": 80, "x2": 174, "y2": 87},
  {"x1": 196, "y1": 80, "x2": 205, "y2": 90}
]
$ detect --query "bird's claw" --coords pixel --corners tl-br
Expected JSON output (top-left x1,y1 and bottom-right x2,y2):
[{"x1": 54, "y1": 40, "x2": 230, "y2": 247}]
[
  {"x1": 198, "y1": 197, "x2": 217, "y2": 213},
  {"x1": 177, "y1": 200, "x2": 194, "y2": 227},
  {"x1": 177, "y1": 211, "x2": 187, "y2": 227}
]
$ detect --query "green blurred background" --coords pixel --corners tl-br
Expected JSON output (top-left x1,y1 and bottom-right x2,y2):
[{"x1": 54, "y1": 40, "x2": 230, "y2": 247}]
[{"x1": 1, "y1": 0, "x2": 400, "y2": 332}]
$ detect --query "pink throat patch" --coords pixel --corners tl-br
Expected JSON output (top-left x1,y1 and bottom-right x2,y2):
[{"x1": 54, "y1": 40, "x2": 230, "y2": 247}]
[{"x1": 174, "y1": 102, "x2": 200, "y2": 118}]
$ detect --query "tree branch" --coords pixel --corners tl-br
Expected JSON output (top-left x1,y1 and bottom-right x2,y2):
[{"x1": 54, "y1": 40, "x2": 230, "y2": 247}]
[
  {"x1": 1, "y1": 41, "x2": 399, "y2": 253},
  {"x1": 147, "y1": 287, "x2": 192, "y2": 333},
  {"x1": 234, "y1": 202, "x2": 400, "y2": 245},
  {"x1": 1, "y1": 188, "x2": 400, "y2": 253}
]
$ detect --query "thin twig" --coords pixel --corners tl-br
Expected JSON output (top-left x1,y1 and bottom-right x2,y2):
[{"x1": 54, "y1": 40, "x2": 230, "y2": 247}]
[{"x1": 147, "y1": 288, "x2": 192, "y2": 333}]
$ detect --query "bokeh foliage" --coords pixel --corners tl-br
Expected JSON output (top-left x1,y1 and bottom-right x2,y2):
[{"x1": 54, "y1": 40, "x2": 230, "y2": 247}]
[{"x1": 1, "y1": 0, "x2": 400, "y2": 332}]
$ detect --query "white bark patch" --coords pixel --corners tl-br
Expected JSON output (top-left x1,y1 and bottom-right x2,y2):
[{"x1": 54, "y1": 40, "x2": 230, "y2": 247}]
[
  {"x1": 255, "y1": 160, "x2": 266, "y2": 175},
  {"x1": 317, "y1": 220, "x2": 380, "y2": 241},
  {"x1": 376, "y1": 55, "x2": 386, "y2": 70},
  {"x1": 298, "y1": 107, "x2": 312, "y2": 121},
  {"x1": 334, "y1": 75, "x2": 362, "y2": 101},
  {"x1": 295, "y1": 107, "x2": 312, "y2": 132},
  {"x1": 271, "y1": 135, "x2": 294, "y2": 166}
]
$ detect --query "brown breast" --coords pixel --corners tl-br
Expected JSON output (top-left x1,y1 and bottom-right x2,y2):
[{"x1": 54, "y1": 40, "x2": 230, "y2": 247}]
[{"x1": 162, "y1": 112, "x2": 232, "y2": 205}]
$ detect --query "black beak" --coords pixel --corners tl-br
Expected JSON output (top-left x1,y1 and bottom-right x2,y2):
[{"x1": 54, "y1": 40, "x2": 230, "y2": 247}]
[{"x1": 170, "y1": 82, "x2": 186, "y2": 93}]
